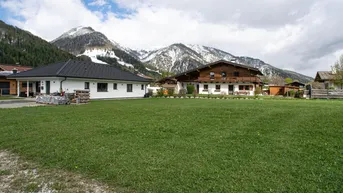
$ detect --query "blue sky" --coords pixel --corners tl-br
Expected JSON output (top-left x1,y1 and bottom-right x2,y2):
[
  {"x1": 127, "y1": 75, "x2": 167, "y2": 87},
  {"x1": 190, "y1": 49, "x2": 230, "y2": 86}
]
[
  {"x1": 82, "y1": 0, "x2": 133, "y2": 18},
  {"x1": 0, "y1": 0, "x2": 132, "y2": 23}
]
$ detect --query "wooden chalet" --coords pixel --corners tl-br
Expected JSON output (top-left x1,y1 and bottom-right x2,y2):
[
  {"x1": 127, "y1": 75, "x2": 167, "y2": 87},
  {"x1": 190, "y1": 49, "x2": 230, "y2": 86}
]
[
  {"x1": 0, "y1": 64, "x2": 32, "y2": 96},
  {"x1": 158, "y1": 60, "x2": 263, "y2": 96},
  {"x1": 314, "y1": 71, "x2": 340, "y2": 89}
]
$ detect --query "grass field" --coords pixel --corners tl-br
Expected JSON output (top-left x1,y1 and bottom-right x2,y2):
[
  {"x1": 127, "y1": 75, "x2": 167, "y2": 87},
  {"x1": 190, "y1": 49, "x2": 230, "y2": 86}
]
[
  {"x1": 0, "y1": 99, "x2": 342, "y2": 192},
  {"x1": 0, "y1": 96, "x2": 20, "y2": 100}
]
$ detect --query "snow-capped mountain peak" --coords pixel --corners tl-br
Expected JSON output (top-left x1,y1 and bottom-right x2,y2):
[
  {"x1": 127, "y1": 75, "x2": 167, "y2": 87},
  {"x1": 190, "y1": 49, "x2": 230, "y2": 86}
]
[
  {"x1": 51, "y1": 26, "x2": 313, "y2": 82},
  {"x1": 140, "y1": 43, "x2": 313, "y2": 82},
  {"x1": 52, "y1": 26, "x2": 95, "y2": 42}
]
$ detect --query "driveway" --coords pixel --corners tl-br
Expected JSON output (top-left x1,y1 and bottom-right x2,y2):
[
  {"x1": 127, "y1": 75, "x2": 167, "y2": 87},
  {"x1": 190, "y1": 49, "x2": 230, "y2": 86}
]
[
  {"x1": 0, "y1": 98, "x2": 44, "y2": 108},
  {"x1": 0, "y1": 102, "x2": 44, "y2": 109}
]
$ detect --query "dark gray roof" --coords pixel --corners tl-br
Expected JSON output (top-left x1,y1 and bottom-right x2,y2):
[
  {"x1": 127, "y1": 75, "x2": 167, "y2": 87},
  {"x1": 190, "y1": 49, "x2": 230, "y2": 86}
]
[
  {"x1": 315, "y1": 71, "x2": 335, "y2": 81},
  {"x1": 8, "y1": 60, "x2": 151, "y2": 82}
]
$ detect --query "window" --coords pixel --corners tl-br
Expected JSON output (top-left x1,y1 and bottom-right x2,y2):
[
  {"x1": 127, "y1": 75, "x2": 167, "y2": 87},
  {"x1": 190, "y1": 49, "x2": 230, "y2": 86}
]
[
  {"x1": 22, "y1": 82, "x2": 32, "y2": 87},
  {"x1": 239, "y1": 85, "x2": 252, "y2": 90},
  {"x1": 84, "y1": 82, "x2": 89, "y2": 89},
  {"x1": 113, "y1": 83, "x2": 117, "y2": 90},
  {"x1": 141, "y1": 84, "x2": 144, "y2": 90},
  {"x1": 210, "y1": 72, "x2": 215, "y2": 80},
  {"x1": 203, "y1": 84, "x2": 208, "y2": 90},
  {"x1": 215, "y1": 85, "x2": 221, "y2": 91},
  {"x1": 127, "y1": 84, "x2": 133, "y2": 92},
  {"x1": 233, "y1": 71, "x2": 240, "y2": 77},
  {"x1": 221, "y1": 72, "x2": 227, "y2": 79},
  {"x1": 97, "y1": 83, "x2": 108, "y2": 92}
]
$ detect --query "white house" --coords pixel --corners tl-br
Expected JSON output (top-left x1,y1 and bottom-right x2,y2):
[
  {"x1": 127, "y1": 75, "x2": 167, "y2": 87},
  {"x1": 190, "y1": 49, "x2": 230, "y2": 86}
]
[
  {"x1": 158, "y1": 60, "x2": 263, "y2": 96},
  {"x1": 8, "y1": 60, "x2": 151, "y2": 99}
]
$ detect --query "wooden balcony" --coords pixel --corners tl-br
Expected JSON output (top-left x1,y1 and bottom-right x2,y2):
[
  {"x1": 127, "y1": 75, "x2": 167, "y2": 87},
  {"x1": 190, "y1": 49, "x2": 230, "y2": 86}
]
[{"x1": 197, "y1": 77, "x2": 261, "y2": 83}]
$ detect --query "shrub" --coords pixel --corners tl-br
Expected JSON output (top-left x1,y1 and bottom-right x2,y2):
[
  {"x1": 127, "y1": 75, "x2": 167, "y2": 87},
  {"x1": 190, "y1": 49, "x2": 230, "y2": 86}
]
[
  {"x1": 144, "y1": 89, "x2": 153, "y2": 98},
  {"x1": 254, "y1": 87, "x2": 262, "y2": 95},
  {"x1": 295, "y1": 90, "x2": 304, "y2": 98},
  {"x1": 179, "y1": 88, "x2": 187, "y2": 97},
  {"x1": 285, "y1": 90, "x2": 296, "y2": 97},
  {"x1": 187, "y1": 85, "x2": 195, "y2": 94},
  {"x1": 167, "y1": 88, "x2": 175, "y2": 97},
  {"x1": 157, "y1": 88, "x2": 165, "y2": 97}
]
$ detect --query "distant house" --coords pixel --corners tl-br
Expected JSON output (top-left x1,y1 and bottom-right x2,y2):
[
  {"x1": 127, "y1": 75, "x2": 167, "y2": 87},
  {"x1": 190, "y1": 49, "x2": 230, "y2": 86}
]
[
  {"x1": 314, "y1": 71, "x2": 339, "y2": 89},
  {"x1": 269, "y1": 86, "x2": 300, "y2": 96},
  {"x1": 8, "y1": 60, "x2": 151, "y2": 99},
  {"x1": 157, "y1": 60, "x2": 263, "y2": 96},
  {"x1": 285, "y1": 81, "x2": 305, "y2": 88},
  {"x1": 0, "y1": 64, "x2": 32, "y2": 95}
]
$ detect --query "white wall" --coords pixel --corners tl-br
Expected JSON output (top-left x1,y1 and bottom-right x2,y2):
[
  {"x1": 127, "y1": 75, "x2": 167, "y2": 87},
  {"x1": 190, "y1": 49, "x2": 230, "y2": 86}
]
[
  {"x1": 29, "y1": 77, "x2": 147, "y2": 99},
  {"x1": 197, "y1": 83, "x2": 255, "y2": 95},
  {"x1": 38, "y1": 78, "x2": 62, "y2": 94}
]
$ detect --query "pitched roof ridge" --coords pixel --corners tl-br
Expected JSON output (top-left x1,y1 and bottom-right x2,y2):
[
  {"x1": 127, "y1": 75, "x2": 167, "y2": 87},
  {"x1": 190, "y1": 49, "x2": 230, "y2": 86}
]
[{"x1": 56, "y1": 59, "x2": 72, "y2": 75}]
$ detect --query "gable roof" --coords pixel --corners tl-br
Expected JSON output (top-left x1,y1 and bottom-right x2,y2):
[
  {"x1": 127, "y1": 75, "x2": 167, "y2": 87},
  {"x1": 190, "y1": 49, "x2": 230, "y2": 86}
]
[
  {"x1": 315, "y1": 71, "x2": 335, "y2": 81},
  {"x1": 184, "y1": 60, "x2": 261, "y2": 75},
  {"x1": 285, "y1": 81, "x2": 305, "y2": 87},
  {"x1": 0, "y1": 64, "x2": 32, "y2": 72},
  {"x1": 8, "y1": 60, "x2": 151, "y2": 82}
]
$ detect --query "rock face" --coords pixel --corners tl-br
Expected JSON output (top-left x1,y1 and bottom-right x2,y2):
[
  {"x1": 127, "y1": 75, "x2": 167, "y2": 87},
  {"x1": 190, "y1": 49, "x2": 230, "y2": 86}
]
[{"x1": 51, "y1": 26, "x2": 313, "y2": 82}]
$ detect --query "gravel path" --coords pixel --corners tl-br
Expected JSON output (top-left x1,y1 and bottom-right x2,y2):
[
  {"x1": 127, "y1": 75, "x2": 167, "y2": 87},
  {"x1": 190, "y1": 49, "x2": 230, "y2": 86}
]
[
  {"x1": 0, "y1": 150, "x2": 121, "y2": 193},
  {"x1": 0, "y1": 102, "x2": 44, "y2": 108}
]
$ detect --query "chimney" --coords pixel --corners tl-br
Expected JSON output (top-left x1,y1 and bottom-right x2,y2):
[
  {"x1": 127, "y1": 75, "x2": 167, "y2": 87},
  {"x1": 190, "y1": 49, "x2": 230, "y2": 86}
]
[{"x1": 12, "y1": 68, "x2": 18, "y2": 74}]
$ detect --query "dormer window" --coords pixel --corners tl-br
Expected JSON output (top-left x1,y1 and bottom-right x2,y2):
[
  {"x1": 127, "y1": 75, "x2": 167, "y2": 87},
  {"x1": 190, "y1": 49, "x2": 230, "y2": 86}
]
[
  {"x1": 210, "y1": 72, "x2": 215, "y2": 80},
  {"x1": 233, "y1": 71, "x2": 239, "y2": 77},
  {"x1": 221, "y1": 72, "x2": 227, "y2": 80}
]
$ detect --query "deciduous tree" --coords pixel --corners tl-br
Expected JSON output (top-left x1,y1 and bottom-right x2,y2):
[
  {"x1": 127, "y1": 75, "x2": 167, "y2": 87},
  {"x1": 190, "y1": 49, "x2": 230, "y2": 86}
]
[
  {"x1": 269, "y1": 76, "x2": 285, "y2": 86},
  {"x1": 332, "y1": 55, "x2": 343, "y2": 89},
  {"x1": 285, "y1": 77, "x2": 293, "y2": 84}
]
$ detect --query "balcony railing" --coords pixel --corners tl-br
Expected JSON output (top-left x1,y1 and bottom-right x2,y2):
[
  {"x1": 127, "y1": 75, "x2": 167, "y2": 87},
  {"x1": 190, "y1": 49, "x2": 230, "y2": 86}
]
[{"x1": 198, "y1": 77, "x2": 261, "y2": 83}]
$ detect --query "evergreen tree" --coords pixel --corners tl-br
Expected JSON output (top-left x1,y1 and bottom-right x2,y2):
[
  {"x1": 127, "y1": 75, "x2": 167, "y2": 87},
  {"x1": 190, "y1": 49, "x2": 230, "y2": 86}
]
[{"x1": 0, "y1": 20, "x2": 75, "y2": 67}]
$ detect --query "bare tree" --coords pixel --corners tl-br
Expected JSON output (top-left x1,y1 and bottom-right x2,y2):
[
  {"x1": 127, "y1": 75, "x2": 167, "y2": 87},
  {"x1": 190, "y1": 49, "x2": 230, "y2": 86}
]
[
  {"x1": 332, "y1": 55, "x2": 343, "y2": 89},
  {"x1": 269, "y1": 76, "x2": 285, "y2": 86}
]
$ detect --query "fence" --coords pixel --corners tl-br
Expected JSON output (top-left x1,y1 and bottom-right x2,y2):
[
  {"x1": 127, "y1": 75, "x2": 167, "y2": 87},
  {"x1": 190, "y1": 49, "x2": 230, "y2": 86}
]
[{"x1": 311, "y1": 89, "x2": 343, "y2": 99}]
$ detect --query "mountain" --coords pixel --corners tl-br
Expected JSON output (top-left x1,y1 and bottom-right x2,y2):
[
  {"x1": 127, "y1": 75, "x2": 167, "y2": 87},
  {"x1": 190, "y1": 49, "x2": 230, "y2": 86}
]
[
  {"x1": 51, "y1": 26, "x2": 313, "y2": 83},
  {"x1": 51, "y1": 27, "x2": 160, "y2": 78},
  {"x1": 140, "y1": 44, "x2": 313, "y2": 83},
  {"x1": 0, "y1": 20, "x2": 81, "y2": 67},
  {"x1": 52, "y1": 26, "x2": 113, "y2": 56}
]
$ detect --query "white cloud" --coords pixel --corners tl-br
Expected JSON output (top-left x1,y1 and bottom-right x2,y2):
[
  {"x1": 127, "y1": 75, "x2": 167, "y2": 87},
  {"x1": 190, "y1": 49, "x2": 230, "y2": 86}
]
[
  {"x1": 1, "y1": 0, "x2": 343, "y2": 77},
  {"x1": 88, "y1": 0, "x2": 108, "y2": 7}
]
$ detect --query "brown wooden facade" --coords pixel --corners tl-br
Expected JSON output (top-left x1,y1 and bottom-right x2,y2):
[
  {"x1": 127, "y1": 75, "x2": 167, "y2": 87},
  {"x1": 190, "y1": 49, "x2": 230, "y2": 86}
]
[
  {"x1": 0, "y1": 64, "x2": 33, "y2": 96},
  {"x1": 0, "y1": 77, "x2": 35, "y2": 95},
  {"x1": 159, "y1": 60, "x2": 262, "y2": 84}
]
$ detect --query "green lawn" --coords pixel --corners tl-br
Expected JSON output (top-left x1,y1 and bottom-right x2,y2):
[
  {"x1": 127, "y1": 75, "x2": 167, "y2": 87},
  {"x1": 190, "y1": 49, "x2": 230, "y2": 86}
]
[
  {"x1": 0, "y1": 99, "x2": 342, "y2": 192},
  {"x1": 0, "y1": 95, "x2": 20, "y2": 100}
]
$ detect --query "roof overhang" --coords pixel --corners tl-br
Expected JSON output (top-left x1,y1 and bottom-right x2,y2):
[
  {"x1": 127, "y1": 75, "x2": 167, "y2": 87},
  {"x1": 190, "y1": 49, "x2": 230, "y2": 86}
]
[{"x1": 8, "y1": 76, "x2": 152, "y2": 83}]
